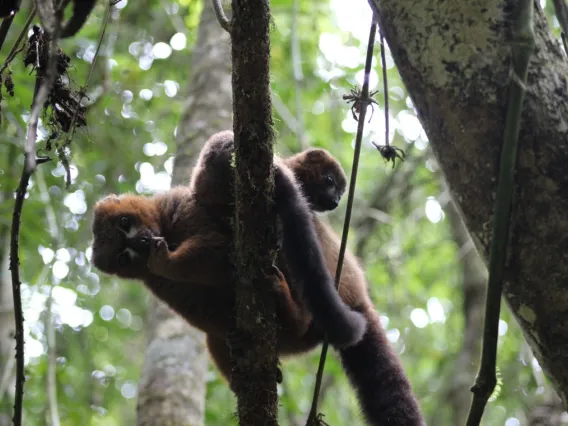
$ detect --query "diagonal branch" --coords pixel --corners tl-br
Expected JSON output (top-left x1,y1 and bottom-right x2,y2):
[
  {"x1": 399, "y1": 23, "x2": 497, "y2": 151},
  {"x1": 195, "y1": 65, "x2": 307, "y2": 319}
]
[{"x1": 307, "y1": 19, "x2": 377, "y2": 424}]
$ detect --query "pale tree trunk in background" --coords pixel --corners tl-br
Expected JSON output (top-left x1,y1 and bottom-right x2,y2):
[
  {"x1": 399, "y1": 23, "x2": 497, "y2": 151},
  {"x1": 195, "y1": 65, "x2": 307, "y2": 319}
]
[
  {"x1": 136, "y1": 2, "x2": 232, "y2": 424},
  {"x1": 0, "y1": 237, "x2": 15, "y2": 426},
  {"x1": 368, "y1": 0, "x2": 568, "y2": 404},
  {"x1": 528, "y1": 392, "x2": 568, "y2": 425},
  {"x1": 445, "y1": 198, "x2": 486, "y2": 426},
  {"x1": 0, "y1": 142, "x2": 16, "y2": 425}
]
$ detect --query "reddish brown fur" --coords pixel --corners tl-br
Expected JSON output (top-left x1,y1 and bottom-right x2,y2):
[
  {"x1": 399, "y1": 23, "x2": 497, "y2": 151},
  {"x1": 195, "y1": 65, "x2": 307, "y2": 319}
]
[{"x1": 91, "y1": 133, "x2": 424, "y2": 425}]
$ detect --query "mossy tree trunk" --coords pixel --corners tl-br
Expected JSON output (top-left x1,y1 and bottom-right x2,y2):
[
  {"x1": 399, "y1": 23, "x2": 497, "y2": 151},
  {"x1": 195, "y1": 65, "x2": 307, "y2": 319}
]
[
  {"x1": 230, "y1": 0, "x2": 280, "y2": 424},
  {"x1": 369, "y1": 0, "x2": 568, "y2": 405}
]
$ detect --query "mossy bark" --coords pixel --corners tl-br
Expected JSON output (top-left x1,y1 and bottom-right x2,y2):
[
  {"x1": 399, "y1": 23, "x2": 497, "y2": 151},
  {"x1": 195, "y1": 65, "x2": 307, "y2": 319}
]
[
  {"x1": 231, "y1": 0, "x2": 279, "y2": 424},
  {"x1": 369, "y1": 0, "x2": 568, "y2": 405}
]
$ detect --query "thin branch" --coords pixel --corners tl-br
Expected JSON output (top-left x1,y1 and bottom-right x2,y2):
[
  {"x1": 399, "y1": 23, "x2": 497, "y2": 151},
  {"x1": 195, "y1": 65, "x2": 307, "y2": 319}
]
[
  {"x1": 159, "y1": 0, "x2": 188, "y2": 35},
  {"x1": 553, "y1": 0, "x2": 568, "y2": 54},
  {"x1": 63, "y1": 1, "x2": 113, "y2": 152},
  {"x1": 45, "y1": 281, "x2": 60, "y2": 426},
  {"x1": 290, "y1": 0, "x2": 307, "y2": 150},
  {"x1": 465, "y1": 1, "x2": 535, "y2": 425},
  {"x1": 307, "y1": 20, "x2": 377, "y2": 424},
  {"x1": 272, "y1": 94, "x2": 312, "y2": 146},
  {"x1": 0, "y1": 350, "x2": 15, "y2": 400},
  {"x1": 36, "y1": 166, "x2": 61, "y2": 426},
  {"x1": 10, "y1": 19, "x2": 61, "y2": 426},
  {"x1": 379, "y1": 30, "x2": 389, "y2": 146},
  {"x1": 0, "y1": 7, "x2": 37, "y2": 76},
  {"x1": 211, "y1": 0, "x2": 231, "y2": 33},
  {"x1": 0, "y1": 14, "x2": 16, "y2": 54},
  {"x1": 34, "y1": 0, "x2": 58, "y2": 36}
]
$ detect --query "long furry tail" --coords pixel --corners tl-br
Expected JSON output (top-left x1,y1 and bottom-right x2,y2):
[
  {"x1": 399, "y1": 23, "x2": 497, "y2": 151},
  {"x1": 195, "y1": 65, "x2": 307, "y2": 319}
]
[
  {"x1": 339, "y1": 310, "x2": 425, "y2": 426},
  {"x1": 273, "y1": 166, "x2": 366, "y2": 348}
]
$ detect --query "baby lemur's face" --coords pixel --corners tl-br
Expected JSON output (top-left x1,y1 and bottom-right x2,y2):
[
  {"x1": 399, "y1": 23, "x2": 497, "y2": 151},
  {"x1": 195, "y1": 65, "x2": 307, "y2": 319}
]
[
  {"x1": 91, "y1": 194, "x2": 158, "y2": 279},
  {"x1": 298, "y1": 149, "x2": 347, "y2": 212}
]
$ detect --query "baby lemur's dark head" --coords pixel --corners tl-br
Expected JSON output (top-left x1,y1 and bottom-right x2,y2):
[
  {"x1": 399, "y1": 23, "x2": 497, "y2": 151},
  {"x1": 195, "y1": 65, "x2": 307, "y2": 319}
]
[{"x1": 284, "y1": 148, "x2": 347, "y2": 212}]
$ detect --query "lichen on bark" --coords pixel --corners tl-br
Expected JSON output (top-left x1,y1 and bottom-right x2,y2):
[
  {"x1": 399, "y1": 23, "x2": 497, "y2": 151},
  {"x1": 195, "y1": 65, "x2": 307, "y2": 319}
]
[
  {"x1": 369, "y1": 0, "x2": 568, "y2": 405},
  {"x1": 230, "y1": 0, "x2": 280, "y2": 424}
]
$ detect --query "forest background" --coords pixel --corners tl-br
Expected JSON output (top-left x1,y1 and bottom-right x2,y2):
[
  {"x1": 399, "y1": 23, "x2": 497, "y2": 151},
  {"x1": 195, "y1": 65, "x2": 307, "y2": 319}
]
[{"x1": 0, "y1": 0, "x2": 565, "y2": 425}]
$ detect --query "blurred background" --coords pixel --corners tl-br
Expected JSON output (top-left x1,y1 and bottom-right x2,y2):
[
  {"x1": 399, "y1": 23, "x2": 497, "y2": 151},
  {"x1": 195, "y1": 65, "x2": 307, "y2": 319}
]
[{"x1": 0, "y1": 0, "x2": 566, "y2": 425}]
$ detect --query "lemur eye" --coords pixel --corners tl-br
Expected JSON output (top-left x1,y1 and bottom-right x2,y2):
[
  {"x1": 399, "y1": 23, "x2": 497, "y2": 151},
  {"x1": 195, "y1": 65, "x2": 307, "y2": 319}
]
[
  {"x1": 118, "y1": 216, "x2": 131, "y2": 231},
  {"x1": 325, "y1": 175, "x2": 335, "y2": 186},
  {"x1": 117, "y1": 251, "x2": 130, "y2": 266}
]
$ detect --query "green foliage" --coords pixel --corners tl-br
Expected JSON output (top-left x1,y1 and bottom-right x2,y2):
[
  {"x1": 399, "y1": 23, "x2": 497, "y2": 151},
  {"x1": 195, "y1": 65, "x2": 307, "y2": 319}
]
[{"x1": 0, "y1": 1, "x2": 560, "y2": 425}]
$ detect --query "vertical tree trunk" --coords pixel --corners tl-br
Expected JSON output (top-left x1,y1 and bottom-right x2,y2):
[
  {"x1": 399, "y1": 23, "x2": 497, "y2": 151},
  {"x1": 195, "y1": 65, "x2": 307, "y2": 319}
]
[
  {"x1": 136, "y1": 2, "x2": 232, "y2": 424},
  {"x1": 230, "y1": 0, "x2": 280, "y2": 423}
]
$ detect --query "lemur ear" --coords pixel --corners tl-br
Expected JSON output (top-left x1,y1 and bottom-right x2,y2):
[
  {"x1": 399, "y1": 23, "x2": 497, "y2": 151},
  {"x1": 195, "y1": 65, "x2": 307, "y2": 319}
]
[
  {"x1": 305, "y1": 149, "x2": 326, "y2": 161},
  {"x1": 100, "y1": 194, "x2": 120, "y2": 204}
]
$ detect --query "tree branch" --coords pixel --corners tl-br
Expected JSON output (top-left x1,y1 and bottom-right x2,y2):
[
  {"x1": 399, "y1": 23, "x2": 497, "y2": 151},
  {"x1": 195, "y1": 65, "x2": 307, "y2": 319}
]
[
  {"x1": 307, "y1": 20, "x2": 377, "y2": 424},
  {"x1": 212, "y1": 0, "x2": 231, "y2": 33},
  {"x1": 10, "y1": 19, "x2": 61, "y2": 426},
  {"x1": 230, "y1": 0, "x2": 278, "y2": 423}
]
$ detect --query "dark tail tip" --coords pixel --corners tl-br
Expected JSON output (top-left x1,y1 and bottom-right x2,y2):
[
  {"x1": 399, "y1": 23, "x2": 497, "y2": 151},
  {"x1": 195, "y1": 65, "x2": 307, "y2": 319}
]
[{"x1": 338, "y1": 311, "x2": 425, "y2": 426}]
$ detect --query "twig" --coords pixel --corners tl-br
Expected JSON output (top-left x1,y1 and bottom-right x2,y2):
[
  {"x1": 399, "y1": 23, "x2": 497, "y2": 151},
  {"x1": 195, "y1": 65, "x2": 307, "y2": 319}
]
[
  {"x1": 306, "y1": 20, "x2": 377, "y2": 424},
  {"x1": 290, "y1": 0, "x2": 307, "y2": 150},
  {"x1": 45, "y1": 279, "x2": 60, "y2": 426},
  {"x1": 36, "y1": 166, "x2": 61, "y2": 426},
  {"x1": 0, "y1": 350, "x2": 15, "y2": 400},
  {"x1": 63, "y1": 1, "x2": 113, "y2": 153},
  {"x1": 10, "y1": 18, "x2": 61, "y2": 426},
  {"x1": 379, "y1": 30, "x2": 389, "y2": 146},
  {"x1": 272, "y1": 95, "x2": 312, "y2": 146},
  {"x1": 553, "y1": 0, "x2": 568, "y2": 54},
  {"x1": 159, "y1": 0, "x2": 188, "y2": 35},
  {"x1": 0, "y1": 7, "x2": 36, "y2": 75},
  {"x1": 465, "y1": 1, "x2": 535, "y2": 425},
  {"x1": 0, "y1": 14, "x2": 16, "y2": 54},
  {"x1": 211, "y1": 0, "x2": 230, "y2": 33}
]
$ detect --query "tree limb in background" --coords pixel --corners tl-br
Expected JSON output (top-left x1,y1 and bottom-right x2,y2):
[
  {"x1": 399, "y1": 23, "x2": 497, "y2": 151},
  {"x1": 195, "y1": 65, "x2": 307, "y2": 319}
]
[
  {"x1": 36, "y1": 164, "x2": 63, "y2": 426},
  {"x1": 552, "y1": 0, "x2": 568, "y2": 54},
  {"x1": 212, "y1": 0, "x2": 231, "y2": 33},
  {"x1": 307, "y1": 20, "x2": 377, "y2": 424},
  {"x1": 230, "y1": 0, "x2": 279, "y2": 423},
  {"x1": 443, "y1": 195, "x2": 486, "y2": 426},
  {"x1": 136, "y1": 2, "x2": 232, "y2": 424},
  {"x1": 354, "y1": 146, "x2": 425, "y2": 257},
  {"x1": 61, "y1": 0, "x2": 114, "y2": 188},
  {"x1": 272, "y1": 94, "x2": 312, "y2": 147},
  {"x1": 10, "y1": 17, "x2": 62, "y2": 426},
  {"x1": 466, "y1": 1, "x2": 535, "y2": 424},
  {"x1": 290, "y1": 0, "x2": 308, "y2": 150}
]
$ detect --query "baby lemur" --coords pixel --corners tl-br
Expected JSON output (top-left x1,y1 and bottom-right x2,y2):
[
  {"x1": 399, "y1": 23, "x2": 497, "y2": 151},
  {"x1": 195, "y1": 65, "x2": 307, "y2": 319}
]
[{"x1": 91, "y1": 131, "x2": 424, "y2": 425}]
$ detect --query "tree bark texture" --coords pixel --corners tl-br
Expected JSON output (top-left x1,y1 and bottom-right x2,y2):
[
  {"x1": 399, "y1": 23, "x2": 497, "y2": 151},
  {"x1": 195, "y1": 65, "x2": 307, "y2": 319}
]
[
  {"x1": 369, "y1": 0, "x2": 568, "y2": 404},
  {"x1": 136, "y1": 3, "x2": 232, "y2": 425},
  {"x1": 231, "y1": 0, "x2": 280, "y2": 424}
]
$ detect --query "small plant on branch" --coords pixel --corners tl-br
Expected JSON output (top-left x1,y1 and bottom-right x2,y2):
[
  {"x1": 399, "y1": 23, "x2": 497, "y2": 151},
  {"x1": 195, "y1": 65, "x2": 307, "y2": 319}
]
[
  {"x1": 371, "y1": 140, "x2": 405, "y2": 168},
  {"x1": 342, "y1": 86, "x2": 379, "y2": 122}
]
